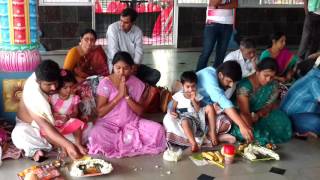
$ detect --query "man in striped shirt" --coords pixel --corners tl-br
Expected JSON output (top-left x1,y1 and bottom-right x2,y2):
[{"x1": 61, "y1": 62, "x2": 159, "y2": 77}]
[
  {"x1": 281, "y1": 65, "x2": 320, "y2": 138},
  {"x1": 196, "y1": 0, "x2": 238, "y2": 71}
]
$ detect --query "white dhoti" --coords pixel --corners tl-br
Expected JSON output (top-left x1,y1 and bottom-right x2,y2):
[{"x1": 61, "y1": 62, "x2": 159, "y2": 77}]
[
  {"x1": 11, "y1": 118, "x2": 52, "y2": 157},
  {"x1": 163, "y1": 112, "x2": 232, "y2": 147}
]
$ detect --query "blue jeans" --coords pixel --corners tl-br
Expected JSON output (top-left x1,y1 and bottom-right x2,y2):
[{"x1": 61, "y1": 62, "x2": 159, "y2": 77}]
[
  {"x1": 290, "y1": 113, "x2": 320, "y2": 135},
  {"x1": 196, "y1": 23, "x2": 233, "y2": 71}
]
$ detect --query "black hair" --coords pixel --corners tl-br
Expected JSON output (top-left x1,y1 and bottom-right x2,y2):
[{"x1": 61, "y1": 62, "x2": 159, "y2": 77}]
[
  {"x1": 121, "y1": 8, "x2": 138, "y2": 22},
  {"x1": 180, "y1": 71, "x2": 197, "y2": 84},
  {"x1": 80, "y1": 28, "x2": 97, "y2": 40},
  {"x1": 112, "y1": 51, "x2": 134, "y2": 66},
  {"x1": 58, "y1": 69, "x2": 76, "y2": 89},
  {"x1": 35, "y1": 60, "x2": 61, "y2": 82},
  {"x1": 267, "y1": 32, "x2": 285, "y2": 48},
  {"x1": 295, "y1": 59, "x2": 315, "y2": 78},
  {"x1": 217, "y1": 61, "x2": 242, "y2": 82},
  {"x1": 256, "y1": 57, "x2": 278, "y2": 73},
  {"x1": 240, "y1": 38, "x2": 256, "y2": 49}
]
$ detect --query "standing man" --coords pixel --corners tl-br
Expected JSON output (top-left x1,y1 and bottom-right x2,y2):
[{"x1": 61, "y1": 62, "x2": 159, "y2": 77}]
[
  {"x1": 107, "y1": 8, "x2": 161, "y2": 85},
  {"x1": 297, "y1": 0, "x2": 320, "y2": 60},
  {"x1": 196, "y1": 0, "x2": 238, "y2": 71}
]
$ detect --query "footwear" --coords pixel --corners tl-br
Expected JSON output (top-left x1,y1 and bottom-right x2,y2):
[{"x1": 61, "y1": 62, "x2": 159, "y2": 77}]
[{"x1": 30, "y1": 156, "x2": 48, "y2": 163}]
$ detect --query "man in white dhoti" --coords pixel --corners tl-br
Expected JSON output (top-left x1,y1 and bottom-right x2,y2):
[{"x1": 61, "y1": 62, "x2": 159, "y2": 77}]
[{"x1": 11, "y1": 60, "x2": 85, "y2": 162}]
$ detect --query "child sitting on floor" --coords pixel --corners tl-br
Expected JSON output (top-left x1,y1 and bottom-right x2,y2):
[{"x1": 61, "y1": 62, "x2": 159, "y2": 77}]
[
  {"x1": 49, "y1": 69, "x2": 87, "y2": 155},
  {"x1": 167, "y1": 71, "x2": 234, "y2": 152}
]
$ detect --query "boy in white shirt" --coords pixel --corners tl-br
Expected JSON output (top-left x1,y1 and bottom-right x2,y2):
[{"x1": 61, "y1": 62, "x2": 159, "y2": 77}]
[{"x1": 168, "y1": 71, "x2": 233, "y2": 152}]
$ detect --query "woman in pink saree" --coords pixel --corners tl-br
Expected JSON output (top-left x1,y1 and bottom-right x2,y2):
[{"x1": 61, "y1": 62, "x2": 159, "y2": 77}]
[{"x1": 87, "y1": 51, "x2": 166, "y2": 158}]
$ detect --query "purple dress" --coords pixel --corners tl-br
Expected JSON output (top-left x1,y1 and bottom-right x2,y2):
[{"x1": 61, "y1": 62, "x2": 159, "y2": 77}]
[{"x1": 88, "y1": 76, "x2": 166, "y2": 158}]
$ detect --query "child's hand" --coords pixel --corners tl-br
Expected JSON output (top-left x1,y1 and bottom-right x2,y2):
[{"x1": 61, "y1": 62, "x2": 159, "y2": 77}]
[
  {"x1": 213, "y1": 103, "x2": 222, "y2": 114},
  {"x1": 190, "y1": 91, "x2": 196, "y2": 101},
  {"x1": 170, "y1": 111, "x2": 179, "y2": 119}
]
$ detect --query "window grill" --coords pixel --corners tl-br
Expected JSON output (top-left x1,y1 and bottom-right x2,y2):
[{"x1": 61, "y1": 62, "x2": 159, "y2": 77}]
[{"x1": 95, "y1": 0, "x2": 174, "y2": 46}]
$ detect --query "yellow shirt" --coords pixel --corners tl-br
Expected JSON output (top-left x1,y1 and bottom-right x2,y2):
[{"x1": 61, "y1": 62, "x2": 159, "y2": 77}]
[{"x1": 63, "y1": 47, "x2": 81, "y2": 71}]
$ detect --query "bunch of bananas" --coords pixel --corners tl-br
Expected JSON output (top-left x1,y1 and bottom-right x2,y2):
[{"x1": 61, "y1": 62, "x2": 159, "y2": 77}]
[{"x1": 201, "y1": 151, "x2": 224, "y2": 164}]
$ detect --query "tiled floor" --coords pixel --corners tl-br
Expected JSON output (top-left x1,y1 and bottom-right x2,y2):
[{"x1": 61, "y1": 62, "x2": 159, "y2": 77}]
[
  {"x1": 1, "y1": 139, "x2": 320, "y2": 180},
  {"x1": 1, "y1": 49, "x2": 319, "y2": 180}
]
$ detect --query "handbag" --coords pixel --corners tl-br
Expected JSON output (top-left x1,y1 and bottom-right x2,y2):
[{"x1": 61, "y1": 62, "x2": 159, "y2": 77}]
[
  {"x1": 159, "y1": 87, "x2": 172, "y2": 113},
  {"x1": 141, "y1": 84, "x2": 161, "y2": 113}
]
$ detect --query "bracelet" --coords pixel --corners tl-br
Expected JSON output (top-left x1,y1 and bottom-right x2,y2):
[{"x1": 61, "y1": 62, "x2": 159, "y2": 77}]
[{"x1": 125, "y1": 95, "x2": 130, "y2": 100}]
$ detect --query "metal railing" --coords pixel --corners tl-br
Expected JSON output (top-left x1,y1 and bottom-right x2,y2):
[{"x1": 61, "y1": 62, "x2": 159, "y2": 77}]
[
  {"x1": 177, "y1": 0, "x2": 304, "y2": 7},
  {"x1": 95, "y1": 0, "x2": 174, "y2": 46}
]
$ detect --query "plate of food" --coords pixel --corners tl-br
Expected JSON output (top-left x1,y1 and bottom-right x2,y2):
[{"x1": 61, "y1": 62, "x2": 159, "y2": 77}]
[
  {"x1": 69, "y1": 156, "x2": 113, "y2": 177},
  {"x1": 17, "y1": 160, "x2": 63, "y2": 180},
  {"x1": 237, "y1": 144, "x2": 280, "y2": 162}
]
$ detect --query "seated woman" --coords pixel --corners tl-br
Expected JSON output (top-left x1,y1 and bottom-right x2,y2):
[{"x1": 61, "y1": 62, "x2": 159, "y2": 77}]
[
  {"x1": 230, "y1": 58, "x2": 292, "y2": 145},
  {"x1": 87, "y1": 51, "x2": 166, "y2": 158},
  {"x1": 259, "y1": 32, "x2": 299, "y2": 93},
  {"x1": 64, "y1": 28, "x2": 109, "y2": 82},
  {"x1": 64, "y1": 29, "x2": 109, "y2": 122}
]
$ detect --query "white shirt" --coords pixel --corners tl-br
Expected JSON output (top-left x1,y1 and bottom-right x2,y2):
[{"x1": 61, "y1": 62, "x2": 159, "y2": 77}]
[
  {"x1": 206, "y1": 0, "x2": 234, "y2": 24},
  {"x1": 106, "y1": 21, "x2": 143, "y2": 68},
  {"x1": 223, "y1": 49, "x2": 255, "y2": 77},
  {"x1": 172, "y1": 91, "x2": 203, "y2": 113}
]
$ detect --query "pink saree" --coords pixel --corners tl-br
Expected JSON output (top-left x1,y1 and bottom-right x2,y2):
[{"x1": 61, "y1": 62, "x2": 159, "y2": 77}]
[{"x1": 87, "y1": 76, "x2": 166, "y2": 158}]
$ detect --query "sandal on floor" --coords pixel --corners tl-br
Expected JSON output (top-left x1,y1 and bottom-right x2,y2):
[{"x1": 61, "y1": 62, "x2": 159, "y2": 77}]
[
  {"x1": 30, "y1": 156, "x2": 48, "y2": 163},
  {"x1": 294, "y1": 132, "x2": 318, "y2": 140}
]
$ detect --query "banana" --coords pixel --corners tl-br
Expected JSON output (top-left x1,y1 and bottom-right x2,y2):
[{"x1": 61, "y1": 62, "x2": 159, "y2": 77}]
[
  {"x1": 202, "y1": 152, "x2": 215, "y2": 161},
  {"x1": 214, "y1": 151, "x2": 224, "y2": 163}
]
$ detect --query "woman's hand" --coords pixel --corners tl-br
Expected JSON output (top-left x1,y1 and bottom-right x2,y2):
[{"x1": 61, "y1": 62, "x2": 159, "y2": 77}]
[
  {"x1": 239, "y1": 124, "x2": 254, "y2": 143},
  {"x1": 118, "y1": 76, "x2": 127, "y2": 98},
  {"x1": 257, "y1": 103, "x2": 274, "y2": 118},
  {"x1": 251, "y1": 112, "x2": 259, "y2": 123}
]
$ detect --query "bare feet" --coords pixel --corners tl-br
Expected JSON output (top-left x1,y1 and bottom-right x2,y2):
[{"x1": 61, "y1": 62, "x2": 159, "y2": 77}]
[
  {"x1": 33, "y1": 150, "x2": 44, "y2": 162},
  {"x1": 75, "y1": 143, "x2": 88, "y2": 155},
  {"x1": 295, "y1": 132, "x2": 318, "y2": 139},
  {"x1": 209, "y1": 132, "x2": 218, "y2": 146},
  {"x1": 218, "y1": 134, "x2": 236, "y2": 144}
]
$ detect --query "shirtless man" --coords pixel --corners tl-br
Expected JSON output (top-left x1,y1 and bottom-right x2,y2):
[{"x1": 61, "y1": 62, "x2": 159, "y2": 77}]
[{"x1": 11, "y1": 60, "x2": 86, "y2": 161}]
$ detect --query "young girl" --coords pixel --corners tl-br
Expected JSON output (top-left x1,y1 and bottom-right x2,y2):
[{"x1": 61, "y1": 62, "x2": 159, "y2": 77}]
[
  {"x1": 165, "y1": 71, "x2": 234, "y2": 152},
  {"x1": 49, "y1": 69, "x2": 87, "y2": 155}
]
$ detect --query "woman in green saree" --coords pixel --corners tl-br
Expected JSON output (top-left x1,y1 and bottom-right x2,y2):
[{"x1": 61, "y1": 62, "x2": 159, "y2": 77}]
[
  {"x1": 259, "y1": 32, "x2": 299, "y2": 83},
  {"x1": 230, "y1": 57, "x2": 292, "y2": 145}
]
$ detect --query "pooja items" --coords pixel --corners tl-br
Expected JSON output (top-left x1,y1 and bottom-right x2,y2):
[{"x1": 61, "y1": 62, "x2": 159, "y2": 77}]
[
  {"x1": 17, "y1": 160, "x2": 63, "y2": 180},
  {"x1": 163, "y1": 148, "x2": 183, "y2": 162},
  {"x1": 69, "y1": 156, "x2": 113, "y2": 177},
  {"x1": 241, "y1": 144, "x2": 280, "y2": 161},
  {"x1": 201, "y1": 151, "x2": 224, "y2": 168},
  {"x1": 221, "y1": 144, "x2": 236, "y2": 164}
]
